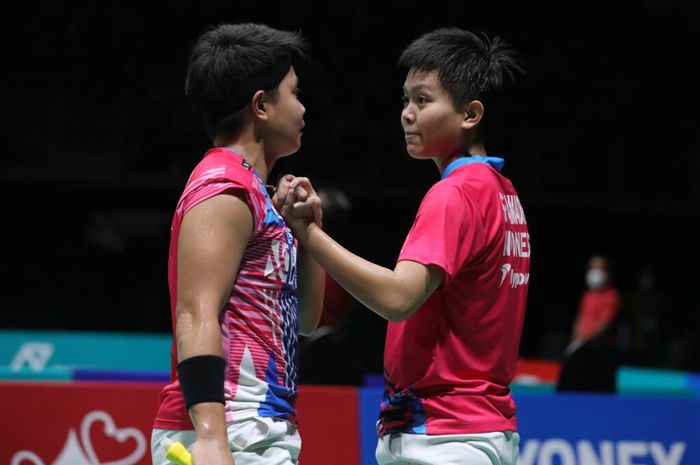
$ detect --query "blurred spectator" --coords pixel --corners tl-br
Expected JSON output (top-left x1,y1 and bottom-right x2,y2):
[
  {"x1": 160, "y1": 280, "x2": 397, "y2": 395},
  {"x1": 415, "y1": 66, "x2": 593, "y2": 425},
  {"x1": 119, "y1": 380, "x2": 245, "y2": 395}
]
[
  {"x1": 618, "y1": 265, "x2": 667, "y2": 367},
  {"x1": 298, "y1": 187, "x2": 364, "y2": 385},
  {"x1": 557, "y1": 254, "x2": 621, "y2": 392}
]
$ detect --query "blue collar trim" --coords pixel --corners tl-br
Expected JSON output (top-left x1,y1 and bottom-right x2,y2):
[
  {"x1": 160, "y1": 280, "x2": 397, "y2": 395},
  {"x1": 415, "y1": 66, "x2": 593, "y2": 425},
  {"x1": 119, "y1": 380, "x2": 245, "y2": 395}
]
[{"x1": 441, "y1": 155, "x2": 505, "y2": 180}]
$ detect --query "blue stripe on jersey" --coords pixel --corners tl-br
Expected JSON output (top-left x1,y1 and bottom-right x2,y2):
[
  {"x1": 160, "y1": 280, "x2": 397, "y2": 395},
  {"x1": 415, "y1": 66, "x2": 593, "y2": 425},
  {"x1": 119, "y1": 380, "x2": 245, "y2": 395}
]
[
  {"x1": 251, "y1": 171, "x2": 285, "y2": 227},
  {"x1": 280, "y1": 282, "x2": 299, "y2": 390},
  {"x1": 280, "y1": 228, "x2": 299, "y2": 390},
  {"x1": 263, "y1": 197, "x2": 285, "y2": 226},
  {"x1": 259, "y1": 352, "x2": 295, "y2": 418},
  {"x1": 378, "y1": 387, "x2": 427, "y2": 435}
]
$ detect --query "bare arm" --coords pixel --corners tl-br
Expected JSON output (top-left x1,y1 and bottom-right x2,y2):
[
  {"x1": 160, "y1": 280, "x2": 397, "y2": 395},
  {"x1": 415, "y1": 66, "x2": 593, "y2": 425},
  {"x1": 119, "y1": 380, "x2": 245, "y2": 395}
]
[
  {"x1": 281, "y1": 178, "x2": 442, "y2": 322},
  {"x1": 294, "y1": 222, "x2": 443, "y2": 322},
  {"x1": 176, "y1": 191, "x2": 253, "y2": 465},
  {"x1": 297, "y1": 246, "x2": 325, "y2": 335}
]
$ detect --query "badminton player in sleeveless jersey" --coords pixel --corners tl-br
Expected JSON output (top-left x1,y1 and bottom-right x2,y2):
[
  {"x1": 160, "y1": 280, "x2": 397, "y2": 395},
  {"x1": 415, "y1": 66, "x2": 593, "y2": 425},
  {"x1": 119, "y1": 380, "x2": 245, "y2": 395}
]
[
  {"x1": 151, "y1": 24, "x2": 324, "y2": 465},
  {"x1": 282, "y1": 28, "x2": 529, "y2": 465}
]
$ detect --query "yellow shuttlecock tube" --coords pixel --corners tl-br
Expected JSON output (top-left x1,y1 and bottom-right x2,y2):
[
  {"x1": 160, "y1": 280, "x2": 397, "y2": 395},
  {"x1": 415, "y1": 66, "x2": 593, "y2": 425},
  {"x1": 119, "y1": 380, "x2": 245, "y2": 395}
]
[{"x1": 161, "y1": 437, "x2": 192, "y2": 465}]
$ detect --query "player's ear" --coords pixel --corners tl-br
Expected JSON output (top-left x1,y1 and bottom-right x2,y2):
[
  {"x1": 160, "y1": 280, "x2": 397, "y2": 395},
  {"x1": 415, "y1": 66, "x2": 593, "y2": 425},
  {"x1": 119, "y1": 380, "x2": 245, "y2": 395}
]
[
  {"x1": 252, "y1": 90, "x2": 267, "y2": 119},
  {"x1": 462, "y1": 100, "x2": 484, "y2": 131}
]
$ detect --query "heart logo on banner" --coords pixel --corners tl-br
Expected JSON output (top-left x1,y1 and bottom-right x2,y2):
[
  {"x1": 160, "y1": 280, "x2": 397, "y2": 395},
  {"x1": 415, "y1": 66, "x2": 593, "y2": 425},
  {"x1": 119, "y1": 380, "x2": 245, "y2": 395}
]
[
  {"x1": 80, "y1": 411, "x2": 147, "y2": 465},
  {"x1": 10, "y1": 410, "x2": 147, "y2": 465}
]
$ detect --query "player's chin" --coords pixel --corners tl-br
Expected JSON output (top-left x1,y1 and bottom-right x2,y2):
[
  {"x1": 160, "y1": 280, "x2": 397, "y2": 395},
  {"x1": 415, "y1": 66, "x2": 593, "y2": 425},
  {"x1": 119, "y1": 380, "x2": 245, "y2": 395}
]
[
  {"x1": 280, "y1": 139, "x2": 302, "y2": 158},
  {"x1": 405, "y1": 144, "x2": 426, "y2": 159}
]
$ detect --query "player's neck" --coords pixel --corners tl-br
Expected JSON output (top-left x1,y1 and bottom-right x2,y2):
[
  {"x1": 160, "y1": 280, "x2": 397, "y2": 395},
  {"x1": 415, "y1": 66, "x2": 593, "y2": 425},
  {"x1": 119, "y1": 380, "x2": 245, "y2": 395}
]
[
  {"x1": 212, "y1": 122, "x2": 273, "y2": 181},
  {"x1": 467, "y1": 143, "x2": 487, "y2": 157},
  {"x1": 229, "y1": 141, "x2": 269, "y2": 181},
  {"x1": 216, "y1": 127, "x2": 271, "y2": 182},
  {"x1": 436, "y1": 143, "x2": 488, "y2": 174}
]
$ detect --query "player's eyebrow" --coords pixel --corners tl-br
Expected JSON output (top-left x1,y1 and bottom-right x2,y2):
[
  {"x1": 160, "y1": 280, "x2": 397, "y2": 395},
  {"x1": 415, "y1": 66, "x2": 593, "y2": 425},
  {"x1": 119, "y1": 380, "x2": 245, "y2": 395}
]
[{"x1": 404, "y1": 83, "x2": 435, "y2": 94}]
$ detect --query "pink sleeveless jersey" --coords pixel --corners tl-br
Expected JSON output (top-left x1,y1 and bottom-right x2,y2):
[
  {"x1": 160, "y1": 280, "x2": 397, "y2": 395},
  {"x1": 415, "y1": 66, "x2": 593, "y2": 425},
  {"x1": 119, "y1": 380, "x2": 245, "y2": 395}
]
[
  {"x1": 154, "y1": 148, "x2": 300, "y2": 430},
  {"x1": 379, "y1": 157, "x2": 530, "y2": 436}
]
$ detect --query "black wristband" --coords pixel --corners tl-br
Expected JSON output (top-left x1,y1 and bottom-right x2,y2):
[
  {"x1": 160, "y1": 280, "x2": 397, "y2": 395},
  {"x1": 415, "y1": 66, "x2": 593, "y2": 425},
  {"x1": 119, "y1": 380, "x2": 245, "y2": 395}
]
[{"x1": 176, "y1": 355, "x2": 226, "y2": 409}]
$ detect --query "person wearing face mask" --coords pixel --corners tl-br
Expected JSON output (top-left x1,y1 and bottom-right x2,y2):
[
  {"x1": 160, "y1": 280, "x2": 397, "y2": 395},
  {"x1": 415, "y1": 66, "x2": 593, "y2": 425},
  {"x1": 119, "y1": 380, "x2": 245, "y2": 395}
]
[
  {"x1": 571, "y1": 255, "x2": 621, "y2": 345},
  {"x1": 557, "y1": 254, "x2": 621, "y2": 392}
]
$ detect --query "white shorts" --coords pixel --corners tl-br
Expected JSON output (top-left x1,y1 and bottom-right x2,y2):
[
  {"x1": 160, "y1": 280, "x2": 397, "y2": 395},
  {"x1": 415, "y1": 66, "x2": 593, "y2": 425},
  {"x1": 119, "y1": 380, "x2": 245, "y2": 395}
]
[
  {"x1": 151, "y1": 417, "x2": 301, "y2": 465},
  {"x1": 376, "y1": 431, "x2": 520, "y2": 465}
]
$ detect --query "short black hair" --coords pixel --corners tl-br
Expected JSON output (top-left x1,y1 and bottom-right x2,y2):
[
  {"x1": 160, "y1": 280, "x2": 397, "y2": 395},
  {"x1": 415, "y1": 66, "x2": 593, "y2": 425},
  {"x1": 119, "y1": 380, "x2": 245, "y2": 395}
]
[
  {"x1": 185, "y1": 23, "x2": 306, "y2": 139},
  {"x1": 399, "y1": 27, "x2": 522, "y2": 108}
]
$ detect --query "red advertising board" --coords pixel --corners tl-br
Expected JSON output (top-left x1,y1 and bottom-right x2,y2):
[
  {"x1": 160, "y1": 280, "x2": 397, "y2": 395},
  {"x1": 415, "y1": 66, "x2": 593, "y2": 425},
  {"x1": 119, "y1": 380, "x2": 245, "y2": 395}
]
[
  {"x1": 296, "y1": 385, "x2": 361, "y2": 465},
  {"x1": 3, "y1": 382, "x2": 161, "y2": 465},
  {"x1": 2, "y1": 382, "x2": 360, "y2": 465},
  {"x1": 514, "y1": 358, "x2": 561, "y2": 384}
]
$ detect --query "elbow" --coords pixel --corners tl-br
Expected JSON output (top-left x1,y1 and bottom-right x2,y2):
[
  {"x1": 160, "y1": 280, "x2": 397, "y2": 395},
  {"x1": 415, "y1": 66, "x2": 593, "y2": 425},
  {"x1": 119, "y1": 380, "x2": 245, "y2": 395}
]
[
  {"x1": 298, "y1": 305, "x2": 322, "y2": 336},
  {"x1": 299, "y1": 327, "x2": 316, "y2": 337},
  {"x1": 376, "y1": 274, "x2": 426, "y2": 323},
  {"x1": 175, "y1": 302, "x2": 219, "y2": 330},
  {"x1": 382, "y1": 299, "x2": 417, "y2": 323},
  {"x1": 385, "y1": 312, "x2": 406, "y2": 323},
  {"x1": 385, "y1": 309, "x2": 413, "y2": 323},
  {"x1": 175, "y1": 305, "x2": 194, "y2": 327},
  {"x1": 299, "y1": 322, "x2": 319, "y2": 337}
]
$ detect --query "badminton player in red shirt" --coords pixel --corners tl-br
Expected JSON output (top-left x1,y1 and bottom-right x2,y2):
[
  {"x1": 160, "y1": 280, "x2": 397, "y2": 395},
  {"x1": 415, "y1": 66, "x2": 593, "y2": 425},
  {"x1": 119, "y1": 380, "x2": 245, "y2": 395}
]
[{"x1": 281, "y1": 27, "x2": 529, "y2": 465}]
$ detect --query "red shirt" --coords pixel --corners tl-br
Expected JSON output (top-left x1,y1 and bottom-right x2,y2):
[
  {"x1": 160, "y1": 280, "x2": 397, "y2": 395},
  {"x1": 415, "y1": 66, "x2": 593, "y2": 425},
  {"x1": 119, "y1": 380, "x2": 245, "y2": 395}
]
[
  {"x1": 574, "y1": 287, "x2": 621, "y2": 341},
  {"x1": 379, "y1": 157, "x2": 530, "y2": 436},
  {"x1": 154, "y1": 148, "x2": 300, "y2": 430}
]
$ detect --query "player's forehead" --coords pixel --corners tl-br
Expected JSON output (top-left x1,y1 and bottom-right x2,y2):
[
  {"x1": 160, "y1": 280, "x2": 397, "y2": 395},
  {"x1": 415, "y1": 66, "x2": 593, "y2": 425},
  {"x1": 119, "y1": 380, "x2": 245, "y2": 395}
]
[
  {"x1": 403, "y1": 68, "x2": 441, "y2": 93},
  {"x1": 282, "y1": 66, "x2": 298, "y2": 86}
]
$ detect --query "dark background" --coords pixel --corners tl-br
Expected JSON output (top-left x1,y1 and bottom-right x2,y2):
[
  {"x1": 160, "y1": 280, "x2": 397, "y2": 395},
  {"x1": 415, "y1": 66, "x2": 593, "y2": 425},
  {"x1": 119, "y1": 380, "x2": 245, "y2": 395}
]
[{"x1": 2, "y1": 1, "x2": 699, "y2": 376}]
